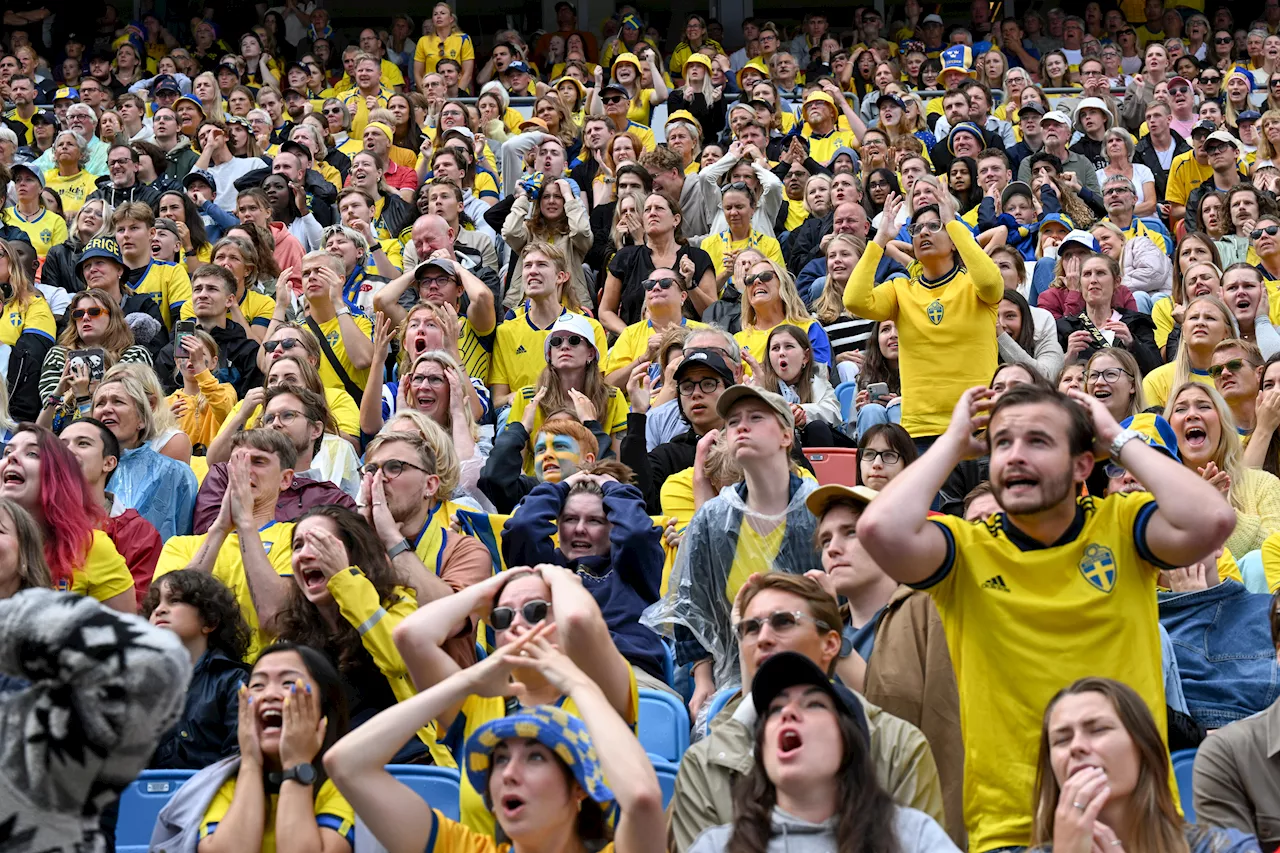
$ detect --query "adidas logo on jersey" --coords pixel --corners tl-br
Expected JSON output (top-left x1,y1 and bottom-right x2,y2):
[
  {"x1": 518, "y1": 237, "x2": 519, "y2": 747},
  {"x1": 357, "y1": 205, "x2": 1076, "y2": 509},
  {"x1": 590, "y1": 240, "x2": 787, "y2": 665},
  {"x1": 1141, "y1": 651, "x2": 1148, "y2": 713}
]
[
  {"x1": 516, "y1": 345, "x2": 527, "y2": 354},
  {"x1": 981, "y1": 575, "x2": 1010, "y2": 592}
]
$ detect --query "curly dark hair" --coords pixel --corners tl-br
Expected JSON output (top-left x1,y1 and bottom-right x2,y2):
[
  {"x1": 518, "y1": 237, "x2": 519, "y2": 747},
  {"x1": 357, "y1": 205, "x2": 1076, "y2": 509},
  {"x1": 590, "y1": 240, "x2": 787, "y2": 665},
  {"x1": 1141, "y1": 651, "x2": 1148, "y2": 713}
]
[
  {"x1": 142, "y1": 569, "x2": 251, "y2": 662},
  {"x1": 274, "y1": 506, "x2": 408, "y2": 674}
]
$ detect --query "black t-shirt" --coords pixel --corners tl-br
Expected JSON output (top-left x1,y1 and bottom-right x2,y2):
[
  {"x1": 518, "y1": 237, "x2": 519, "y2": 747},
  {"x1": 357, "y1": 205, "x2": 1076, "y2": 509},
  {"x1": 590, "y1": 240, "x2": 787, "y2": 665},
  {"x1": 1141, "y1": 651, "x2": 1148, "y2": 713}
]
[{"x1": 608, "y1": 244, "x2": 714, "y2": 327}]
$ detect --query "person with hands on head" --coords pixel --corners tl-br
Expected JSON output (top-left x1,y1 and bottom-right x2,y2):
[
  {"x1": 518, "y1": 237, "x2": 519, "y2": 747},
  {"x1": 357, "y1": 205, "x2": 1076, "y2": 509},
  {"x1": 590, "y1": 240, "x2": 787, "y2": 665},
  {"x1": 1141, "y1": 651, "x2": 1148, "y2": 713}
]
[
  {"x1": 289, "y1": 251, "x2": 374, "y2": 397},
  {"x1": 390, "y1": 564, "x2": 642, "y2": 833},
  {"x1": 1033, "y1": 677, "x2": 1260, "y2": 853},
  {"x1": 325, "y1": 622, "x2": 664, "y2": 853},
  {"x1": 502, "y1": 465, "x2": 669, "y2": 690},
  {"x1": 154, "y1": 430, "x2": 300, "y2": 658},
  {"x1": 501, "y1": 175, "x2": 594, "y2": 311},
  {"x1": 357, "y1": 430, "x2": 491, "y2": 666},
  {"x1": 844, "y1": 192, "x2": 1005, "y2": 441},
  {"x1": 853, "y1": 382, "x2": 1237, "y2": 853},
  {"x1": 174, "y1": 642, "x2": 355, "y2": 853}
]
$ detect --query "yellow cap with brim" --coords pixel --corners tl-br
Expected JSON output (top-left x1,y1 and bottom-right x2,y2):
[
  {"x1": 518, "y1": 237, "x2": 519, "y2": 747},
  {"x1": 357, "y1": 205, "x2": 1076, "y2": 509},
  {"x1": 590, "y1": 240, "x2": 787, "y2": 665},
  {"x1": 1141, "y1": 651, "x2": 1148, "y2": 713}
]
[
  {"x1": 613, "y1": 52, "x2": 642, "y2": 72},
  {"x1": 665, "y1": 109, "x2": 700, "y2": 129},
  {"x1": 736, "y1": 57, "x2": 770, "y2": 89},
  {"x1": 682, "y1": 53, "x2": 713, "y2": 74},
  {"x1": 805, "y1": 483, "x2": 880, "y2": 517},
  {"x1": 551, "y1": 76, "x2": 587, "y2": 99}
]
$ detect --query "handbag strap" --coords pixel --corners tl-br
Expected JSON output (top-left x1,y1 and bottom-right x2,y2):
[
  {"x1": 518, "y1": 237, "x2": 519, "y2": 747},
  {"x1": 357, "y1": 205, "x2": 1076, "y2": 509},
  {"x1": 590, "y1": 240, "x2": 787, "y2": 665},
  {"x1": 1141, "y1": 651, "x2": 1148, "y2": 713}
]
[{"x1": 305, "y1": 314, "x2": 364, "y2": 405}]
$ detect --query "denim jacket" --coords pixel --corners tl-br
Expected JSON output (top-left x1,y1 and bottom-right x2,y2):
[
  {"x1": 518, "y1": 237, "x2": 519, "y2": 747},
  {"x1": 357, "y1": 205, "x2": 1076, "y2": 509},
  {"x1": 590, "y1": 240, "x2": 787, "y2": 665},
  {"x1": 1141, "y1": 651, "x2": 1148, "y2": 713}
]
[{"x1": 1159, "y1": 580, "x2": 1280, "y2": 729}]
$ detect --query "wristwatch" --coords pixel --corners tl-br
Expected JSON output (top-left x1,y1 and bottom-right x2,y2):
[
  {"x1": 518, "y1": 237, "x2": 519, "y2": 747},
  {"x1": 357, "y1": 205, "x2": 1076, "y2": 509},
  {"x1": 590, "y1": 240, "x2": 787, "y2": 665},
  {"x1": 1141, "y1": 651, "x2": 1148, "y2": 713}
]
[
  {"x1": 387, "y1": 538, "x2": 412, "y2": 559},
  {"x1": 276, "y1": 762, "x2": 317, "y2": 786},
  {"x1": 1108, "y1": 428, "x2": 1145, "y2": 459},
  {"x1": 335, "y1": 306, "x2": 351, "y2": 317}
]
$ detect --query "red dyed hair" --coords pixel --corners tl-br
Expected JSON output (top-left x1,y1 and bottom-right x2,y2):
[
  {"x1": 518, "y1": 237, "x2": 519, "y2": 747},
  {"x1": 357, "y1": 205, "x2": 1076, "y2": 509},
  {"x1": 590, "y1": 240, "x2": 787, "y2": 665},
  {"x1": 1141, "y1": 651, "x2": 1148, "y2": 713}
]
[{"x1": 15, "y1": 425, "x2": 104, "y2": 588}]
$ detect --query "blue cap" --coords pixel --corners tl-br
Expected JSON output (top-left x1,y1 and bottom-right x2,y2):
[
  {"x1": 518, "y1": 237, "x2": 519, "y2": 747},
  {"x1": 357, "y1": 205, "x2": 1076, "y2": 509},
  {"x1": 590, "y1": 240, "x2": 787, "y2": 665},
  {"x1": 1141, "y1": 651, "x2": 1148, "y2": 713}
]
[
  {"x1": 152, "y1": 74, "x2": 181, "y2": 94},
  {"x1": 878, "y1": 92, "x2": 906, "y2": 111},
  {"x1": 504, "y1": 60, "x2": 532, "y2": 75},
  {"x1": 76, "y1": 236, "x2": 124, "y2": 270},
  {"x1": 465, "y1": 705, "x2": 614, "y2": 804},
  {"x1": 1039, "y1": 212, "x2": 1076, "y2": 231},
  {"x1": 947, "y1": 121, "x2": 985, "y2": 154},
  {"x1": 182, "y1": 167, "x2": 215, "y2": 190},
  {"x1": 1119, "y1": 413, "x2": 1180, "y2": 462},
  {"x1": 1239, "y1": 110, "x2": 1262, "y2": 123}
]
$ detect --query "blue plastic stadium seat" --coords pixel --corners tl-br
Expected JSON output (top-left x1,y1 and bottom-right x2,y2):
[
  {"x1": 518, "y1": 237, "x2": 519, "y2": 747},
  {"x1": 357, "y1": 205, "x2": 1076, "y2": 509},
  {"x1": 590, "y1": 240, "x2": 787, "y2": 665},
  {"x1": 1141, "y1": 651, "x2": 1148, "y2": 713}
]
[
  {"x1": 652, "y1": 757, "x2": 680, "y2": 809},
  {"x1": 388, "y1": 765, "x2": 462, "y2": 823},
  {"x1": 638, "y1": 688, "x2": 692, "y2": 762},
  {"x1": 706, "y1": 687, "x2": 739, "y2": 726},
  {"x1": 116, "y1": 769, "x2": 196, "y2": 853},
  {"x1": 1171, "y1": 748, "x2": 1197, "y2": 823},
  {"x1": 834, "y1": 381, "x2": 859, "y2": 422}
]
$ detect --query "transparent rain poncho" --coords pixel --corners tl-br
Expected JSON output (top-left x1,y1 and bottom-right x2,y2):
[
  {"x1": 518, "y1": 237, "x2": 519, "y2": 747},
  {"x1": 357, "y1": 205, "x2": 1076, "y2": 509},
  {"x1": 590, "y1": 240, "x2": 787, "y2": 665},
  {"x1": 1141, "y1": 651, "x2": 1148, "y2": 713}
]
[{"x1": 642, "y1": 475, "x2": 821, "y2": 693}]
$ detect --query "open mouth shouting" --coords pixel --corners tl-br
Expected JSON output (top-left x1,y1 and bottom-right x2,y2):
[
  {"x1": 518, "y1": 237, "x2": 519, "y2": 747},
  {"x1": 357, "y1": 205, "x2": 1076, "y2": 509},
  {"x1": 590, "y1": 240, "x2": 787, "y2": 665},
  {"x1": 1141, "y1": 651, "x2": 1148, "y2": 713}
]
[
  {"x1": 1001, "y1": 468, "x2": 1040, "y2": 497},
  {"x1": 259, "y1": 705, "x2": 284, "y2": 737},
  {"x1": 776, "y1": 726, "x2": 804, "y2": 761},
  {"x1": 1183, "y1": 423, "x2": 1208, "y2": 450},
  {"x1": 498, "y1": 794, "x2": 527, "y2": 819}
]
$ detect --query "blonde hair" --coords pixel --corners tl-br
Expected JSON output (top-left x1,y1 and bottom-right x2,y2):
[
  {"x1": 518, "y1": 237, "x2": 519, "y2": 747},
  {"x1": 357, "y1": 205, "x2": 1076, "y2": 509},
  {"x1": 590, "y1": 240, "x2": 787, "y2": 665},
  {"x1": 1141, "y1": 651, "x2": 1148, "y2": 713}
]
[
  {"x1": 1172, "y1": 296, "x2": 1239, "y2": 392},
  {"x1": 813, "y1": 234, "x2": 865, "y2": 325},
  {"x1": 740, "y1": 258, "x2": 811, "y2": 330},
  {"x1": 381, "y1": 408, "x2": 461, "y2": 497},
  {"x1": 1164, "y1": 381, "x2": 1247, "y2": 510},
  {"x1": 1085, "y1": 347, "x2": 1147, "y2": 418},
  {"x1": 94, "y1": 367, "x2": 159, "y2": 443}
]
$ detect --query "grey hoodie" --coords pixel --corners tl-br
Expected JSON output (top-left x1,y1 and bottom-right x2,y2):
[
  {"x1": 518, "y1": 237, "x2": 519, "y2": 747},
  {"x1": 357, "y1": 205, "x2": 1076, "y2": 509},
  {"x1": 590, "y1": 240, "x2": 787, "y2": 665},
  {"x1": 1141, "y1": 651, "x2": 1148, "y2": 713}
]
[{"x1": 687, "y1": 805, "x2": 959, "y2": 853}]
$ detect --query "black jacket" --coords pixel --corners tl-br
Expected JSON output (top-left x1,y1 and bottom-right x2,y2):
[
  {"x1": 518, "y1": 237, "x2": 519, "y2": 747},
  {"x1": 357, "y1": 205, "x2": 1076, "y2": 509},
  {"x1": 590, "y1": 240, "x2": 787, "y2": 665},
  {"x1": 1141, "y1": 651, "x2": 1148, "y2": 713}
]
[
  {"x1": 665, "y1": 89, "x2": 728, "y2": 144},
  {"x1": 155, "y1": 320, "x2": 263, "y2": 396},
  {"x1": 149, "y1": 648, "x2": 248, "y2": 770},
  {"x1": 233, "y1": 166, "x2": 338, "y2": 227},
  {"x1": 42, "y1": 236, "x2": 88, "y2": 296},
  {"x1": 478, "y1": 419, "x2": 611, "y2": 514},
  {"x1": 1055, "y1": 309, "x2": 1162, "y2": 376},
  {"x1": 787, "y1": 211, "x2": 832, "y2": 275},
  {"x1": 6, "y1": 330, "x2": 53, "y2": 422},
  {"x1": 87, "y1": 177, "x2": 161, "y2": 208},
  {"x1": 1133, "y1": 131, "x2": 1190, "y2": 201}
]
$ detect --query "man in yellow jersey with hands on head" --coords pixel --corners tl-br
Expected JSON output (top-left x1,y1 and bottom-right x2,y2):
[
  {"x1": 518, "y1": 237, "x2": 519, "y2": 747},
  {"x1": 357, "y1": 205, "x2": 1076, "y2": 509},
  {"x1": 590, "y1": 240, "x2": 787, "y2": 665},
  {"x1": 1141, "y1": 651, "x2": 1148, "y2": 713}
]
[
  {"x1": 154, "y1": 429, "x2": 301, "y2": 659},
  {"x1": 844, "y1": 191, "x2": 1004, "y2": 440},
  {"x1": 854, "y1": 383, "x2": 1238, "y2": 852}
]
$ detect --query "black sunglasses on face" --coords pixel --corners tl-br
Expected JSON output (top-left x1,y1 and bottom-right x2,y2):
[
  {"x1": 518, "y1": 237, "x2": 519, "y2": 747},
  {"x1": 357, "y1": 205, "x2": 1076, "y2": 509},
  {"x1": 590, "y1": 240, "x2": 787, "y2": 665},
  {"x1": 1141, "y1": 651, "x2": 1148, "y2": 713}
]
[
  {"x1": 744, "y1": 270, "x2": 777, "y2": 286},
  {"x1": 490, "y1": 599, "x2": 550, "y2": 631},
  {"x1": 1170, "y1": 85, "x2": 1191, "y2": 94},
  {"x1": 548, "y1": 333, "x2": 585, "y2": 349},
  {"x1": 264, "y1": 338, "x2": 302, "y2": 353},
  {"x1": 1217, "y1": 36, "x2": 1234, "y2": 43},
  {"x1": 1208, "y1": 358, "x2": 1246, "y2": 377},
  {"x1": 1253, "y1": 225, "x2": 1280, "y2": 239},
  {"x1": 602, "y1": 95, "x2": 626, "y2": 104},
  {"x1": 644, "y1": 277, "x2": 678, "y2": 291}
]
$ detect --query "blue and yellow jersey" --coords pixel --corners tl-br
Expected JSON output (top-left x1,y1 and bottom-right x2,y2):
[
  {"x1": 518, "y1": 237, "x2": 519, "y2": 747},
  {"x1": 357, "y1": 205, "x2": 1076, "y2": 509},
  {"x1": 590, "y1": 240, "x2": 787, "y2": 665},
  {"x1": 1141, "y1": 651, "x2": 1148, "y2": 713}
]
[
  {"x1": 619, "y1": 119, "x2": 656, "y2": 152},
  {"x1": 341, "y1": 85, "x2": 394, "y2": 138},
  {"x1": 507, "y1": 384, "x2": 629, "y2": 475},
  {"x1": 54, "y1": 529, "x2": 134, "y2": 604},
  {"x1": 1165, "y1": 150, "x2": 1213, "y2": 207},
  {"x1": 0, "y1": 293, "x2": 55, "y2": 346},
  {"x1": 43, "y1": 169, "x2": 98, "y2": 218},
  {"x1": 132, "y1": 259, "x2": 192, "y2": 328},
  {"x1": 154, "y1": 521, "x2": 296, "y2": 660},
  {"x1": 414, "y1": 32, "x2": 476, "y2": 75},
  {"x1": 925, "y1": 493, "x2": 1169, "y2": 853},
  {"x1": 180, "y1": 287, "x2": 275, "y2": 330},
  {"x1": 489, "y1": 307, "x2": 607, "y2": 392},
  {"x1": 2, "y1": 207, "x2": 67, "y2": 260},
  {"x1": 804, "y1": 128, "x2": 858, "y2": 166},
  {"x1": 699, "y1": 230, "x2": 785, "y2": 278},
  {"x1": 200, "y1": 776, "x2": 354, "y2": 852}
]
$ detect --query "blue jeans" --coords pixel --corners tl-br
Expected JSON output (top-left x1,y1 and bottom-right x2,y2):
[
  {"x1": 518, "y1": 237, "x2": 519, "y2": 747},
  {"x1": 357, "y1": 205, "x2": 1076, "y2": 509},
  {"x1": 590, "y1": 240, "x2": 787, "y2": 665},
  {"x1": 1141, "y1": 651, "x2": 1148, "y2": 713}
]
[
  {"x1": 1132, "y1": 291, "x2": 1169, "y2": 315},
  {"x1": 854, "y1": 400, "x2": 901, "y2": 439}
]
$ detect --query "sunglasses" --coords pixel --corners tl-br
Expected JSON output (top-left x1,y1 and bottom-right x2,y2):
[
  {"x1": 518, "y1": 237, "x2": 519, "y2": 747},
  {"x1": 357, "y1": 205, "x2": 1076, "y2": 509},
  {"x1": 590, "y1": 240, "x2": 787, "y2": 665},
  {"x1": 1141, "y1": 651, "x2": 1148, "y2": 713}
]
[
  {"x1": 734, "y1": 610, "x2": 830, "y2": 641},
  {"x1": 744, "y1": 270, "x2": 776, "y2": 286},
  {"x1": 489, "y1": 599, "x2": 550, "y2": 631},
  {"x1": 644, "y1": 277, "x2": 678, "y2": 291},
  {"x1": 601, "y1": 94, "x2": 626, "y2": 104},
  {"x1": 1217, "y1": 36, "x2": 1234, "y2": 43},
  {"x1": 264, "y1": 338, "x2": 302, "y2": 353},
  {"x1": 1252, "y1": 225, "x2": 1280, "y2": 239},
  {"x1": 1208, "y1": 358, "x2": 1247, "y2": 377},
  {"x1": 548, "y1": 333, "x2": 585, "y2": 349},
  {"x1": 360, "y1": 459, "x2": 429, "y2": 480},
  {"x1": 1170, "y1": 85, "x2": 1191, "y2": 95},
  {"x1": 72, "y1": 306, "x2": 105, "y2": 320},
  {"x1": 1204, "y1": 142, "x2": 1233, "y2": 154}
]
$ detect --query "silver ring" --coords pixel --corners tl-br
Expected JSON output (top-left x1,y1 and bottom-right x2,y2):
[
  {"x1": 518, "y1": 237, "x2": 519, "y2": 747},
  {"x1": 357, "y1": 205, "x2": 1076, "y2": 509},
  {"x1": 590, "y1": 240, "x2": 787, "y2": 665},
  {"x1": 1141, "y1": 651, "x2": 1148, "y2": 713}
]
[
  {"x1": 1111, "y1": 841, "x2": 1122, "y2": 846},
  {"x1": 1073, "y1": 802, "x2": 1085, "y2": 810}
]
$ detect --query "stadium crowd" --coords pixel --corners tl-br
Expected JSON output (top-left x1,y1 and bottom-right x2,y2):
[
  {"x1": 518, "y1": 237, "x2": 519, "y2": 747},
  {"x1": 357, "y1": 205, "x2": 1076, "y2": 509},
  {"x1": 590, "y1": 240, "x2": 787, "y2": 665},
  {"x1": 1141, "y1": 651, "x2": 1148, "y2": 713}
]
[{"x1": 7, "y1": 2, "x2": 1280, "y2": 853}]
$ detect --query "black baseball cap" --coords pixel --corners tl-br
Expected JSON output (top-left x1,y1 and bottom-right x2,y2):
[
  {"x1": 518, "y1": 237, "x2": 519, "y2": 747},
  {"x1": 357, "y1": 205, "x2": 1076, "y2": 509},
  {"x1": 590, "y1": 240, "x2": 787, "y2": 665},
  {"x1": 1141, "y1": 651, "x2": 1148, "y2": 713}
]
[
  {"x1": 749, "y1": 652, "x2": 871, "y2": 747},
  {"x1": 1018, "y1": 101, "x2": 1046, "y2": 117},
  {"x1": 673, "y1": 348, "x2": 735, "y2": 385}
]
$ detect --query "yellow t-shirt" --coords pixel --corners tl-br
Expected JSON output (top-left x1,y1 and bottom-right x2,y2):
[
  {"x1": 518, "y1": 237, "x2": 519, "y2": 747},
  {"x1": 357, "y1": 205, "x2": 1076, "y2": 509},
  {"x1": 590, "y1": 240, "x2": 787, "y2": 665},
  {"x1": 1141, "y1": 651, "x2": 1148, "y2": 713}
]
[
  {"x1": 414, "y1": 32, "x2": 476, "y2": 75},
  {"x1": 1152, "y1": 297, "x2": 1177, "y2": 351},
  {"x1": 1254, "y1": 531, "x2": 1280, "y2": 592},
  {"x1": 154, "y1": 521, "x2": 296, "y2": 659},
  {"x1": 804, "y1": 129, "x2": 858, "y2": 166},
  {"x1": 180, "y1": 287, "x2": 276, "y2": 331},
  {"x1": 43, "y1": 169, "x2": 98, "y2": 218},
  {"x1": 783, "y1": 198, "x2": 809, "y2": 233},
  {"x1": 200, "y1": 777, "x2": 355, "y2": 852},
  {"x1": 452, "y1": 666, "x2": 638, "y2": 833},
  {"x1": 490, "y1": 308, "x2": 608, "y2": 391},
  {"x1": 507, "y1": 384, "x2": 629, "y2": 474},
  {"x1": 601, "y1": 317, "x2": 705, "y2": 377},
  {"x1": 341, "y1": 86, "x2": 393, "y2": 138},
  {"x1": 456, "y1": 315, "x2": 496, "y2": 385},
  {"x1": 699, "y1": 230, "x2": 786, "y2": 277},
  {"x1": 625, "y1": 89, "x2": 655, "y2": 126},
  {"x1": 1141, "y1": 362, "x2": 1214, "y2": 410},
  {"x1": 614, "y1": 120, "x2": 657, "y2": 152},
  {"x1": 1165, "y1": 151, "x2": 1213, "y2": 206},
  {"x1": 219, "y1": 386, "x2": 361, "y2": 437},
  {"x1": 927, "y1": 493, "x2": 1169, "y2": 852},
  {"x1": 726, "y1": 516, "x2": 786, "y2": 602},
  {"x1": 314, "y1": 313, "x2": 374, "y2": 394},
  {"x1": 53, "y1": 529, "x2": 134, "y2": 603},
  {"x1": 132, "y1": 259, "x2": 193, "y2": 328},
  {"x1": 3, "y1": 207, "x2": 67, "y2": 259},
  {"x1": 0, "y1": 293, "x2": 55, "y2": 347}
]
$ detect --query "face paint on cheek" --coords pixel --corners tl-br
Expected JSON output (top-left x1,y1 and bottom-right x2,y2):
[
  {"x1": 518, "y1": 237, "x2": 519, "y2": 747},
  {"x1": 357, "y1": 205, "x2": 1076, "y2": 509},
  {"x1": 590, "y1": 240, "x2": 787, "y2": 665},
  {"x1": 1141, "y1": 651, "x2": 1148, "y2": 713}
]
[{"x1": 533, "y1": 435, "x2": 583, "y2": 482}]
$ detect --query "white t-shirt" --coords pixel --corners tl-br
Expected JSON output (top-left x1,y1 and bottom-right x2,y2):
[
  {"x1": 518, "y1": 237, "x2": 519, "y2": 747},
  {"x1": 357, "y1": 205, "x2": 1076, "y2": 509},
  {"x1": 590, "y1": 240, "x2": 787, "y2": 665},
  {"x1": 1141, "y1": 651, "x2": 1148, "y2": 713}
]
[
  {"x1": 1096, "y1": 163, "x2": 1157, "y2": 206},
  {"x1": 206, "y1": 157, "x2": 268, "y2": 211}
]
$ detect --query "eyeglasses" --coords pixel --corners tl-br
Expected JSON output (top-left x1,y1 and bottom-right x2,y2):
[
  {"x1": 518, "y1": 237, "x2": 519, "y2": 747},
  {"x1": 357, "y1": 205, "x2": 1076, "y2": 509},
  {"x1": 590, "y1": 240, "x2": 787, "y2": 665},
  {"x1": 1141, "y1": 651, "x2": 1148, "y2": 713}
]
[
  {"x1": 107, "y1": 157, "x2": 133, "y2": 167},
  {"x1": 744, "y1": 270, "x2": 777, "y2": 287},
  {"x1": 1086, "y1": 367, "x2": 1133, "y2": 384},
  {"x1": 416, "y1": 274, "x2": 455, "y2": 287},
  {"x1": 264, "y1": 338, "x2": 302, "y2": 353},
  {"x1": 260, "y1": 409, "x2": 308, "y2": 427},
  {"x1": 548, "y1": 333, "x2": 585, "y2": 349},
  {"x1": 1170, "y1": 85, "x2": 1191, "y2": 95},
  {"x1": 734, "y1": 610, "x2": 830, "y2": 641},
  {"x1": 602, "y1": 94, "x2": 626, "y2": 104},
  {"x1": 1209, "y1": 358, "x2": 1247, "y2": 377},
  {"x1": 1103, "y1": 185, "x2": 1133, "y2": 195},
  {"x1": 1083, "y1": 69, "x2": 1107, "y2": 78},
  {"x1": 868, "y1": 179, "x2": 890, "y2": 189},
  {"x1": 644, "y1": 277, "x2": 678, "y2": 291},
  {"x1": 408, "y1": 372, "x2": 447, "y2": 388},
  {"x1": 72, "y1": 306, "x2": 105, "y2": 320},
  {"x1": 677, "y1": 377, "x2": 723, "y2": 396},
  {"x1": 861, "y1": 448, "x2": 902, "y2": 465},
  {"x1": 1204, "y1": 142, "x2": 1234, "y2": 155},
  {"x1": 490, "y1": 599, "x2": 551, "y2": 631},
  {"x1": 360, "y1": 459, "x2": 429, "y2": 480},
  {"x1": 909, "y1": 219, "x2": 943, "y2": 236},
  {"x1": 1252, "y1": 225, "x2": 1280, "y2": 239}
]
